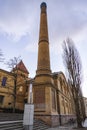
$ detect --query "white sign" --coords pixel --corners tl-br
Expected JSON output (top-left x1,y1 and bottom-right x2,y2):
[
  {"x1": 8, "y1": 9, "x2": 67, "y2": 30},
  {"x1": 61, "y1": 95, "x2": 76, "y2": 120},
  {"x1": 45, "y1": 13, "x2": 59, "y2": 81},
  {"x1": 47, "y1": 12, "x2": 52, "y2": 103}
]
[{"x1": 23, "y1": 104, "x2": 34, "y2": 125}]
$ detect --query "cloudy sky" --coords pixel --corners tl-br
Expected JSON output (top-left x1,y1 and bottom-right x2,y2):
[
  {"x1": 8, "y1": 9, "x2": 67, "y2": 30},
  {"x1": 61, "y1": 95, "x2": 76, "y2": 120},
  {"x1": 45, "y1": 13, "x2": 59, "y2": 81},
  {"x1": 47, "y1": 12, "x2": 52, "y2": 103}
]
[{"x1": 0, "y1": 0, "x2": 87, "y2": 97}]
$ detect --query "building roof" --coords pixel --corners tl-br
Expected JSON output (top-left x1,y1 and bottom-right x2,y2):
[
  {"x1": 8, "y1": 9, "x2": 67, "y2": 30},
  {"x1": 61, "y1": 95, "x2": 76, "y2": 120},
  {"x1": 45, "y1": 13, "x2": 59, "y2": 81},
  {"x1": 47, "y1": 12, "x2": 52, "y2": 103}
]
[
  {"x1": 0, "y1": 68, "x2": 14, "y2": 76},
  {"x1": 14, "y1": 60, "x2": 29, "y2": 74}
]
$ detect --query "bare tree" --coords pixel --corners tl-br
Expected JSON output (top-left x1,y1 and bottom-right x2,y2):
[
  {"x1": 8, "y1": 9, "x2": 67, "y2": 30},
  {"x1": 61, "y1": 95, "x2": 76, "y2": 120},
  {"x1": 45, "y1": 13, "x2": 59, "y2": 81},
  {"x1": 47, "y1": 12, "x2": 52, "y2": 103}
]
[
  {"x1": 6, "y1": 56, "x2": 21, "y2": 69},
  {"x1": 62, "y1": 38, "x2": 86, "y2": 128},
  {"x1": 0, "y1": 49, "x2": 4, "y2": 62},
  {"x1": 6, "y1": 56, "x2": 21, "y2": 112}
]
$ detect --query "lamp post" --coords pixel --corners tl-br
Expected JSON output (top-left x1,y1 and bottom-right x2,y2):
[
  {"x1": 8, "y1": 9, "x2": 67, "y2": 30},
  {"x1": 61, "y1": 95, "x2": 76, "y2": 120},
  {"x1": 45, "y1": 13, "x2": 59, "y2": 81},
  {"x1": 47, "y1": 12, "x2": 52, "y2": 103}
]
[
  {"x1": 23, "y1": 80, "x2": 34, "y2": 130},
  {"x1": 28, "y1": 83, "x2": 33, "y2": 104}
]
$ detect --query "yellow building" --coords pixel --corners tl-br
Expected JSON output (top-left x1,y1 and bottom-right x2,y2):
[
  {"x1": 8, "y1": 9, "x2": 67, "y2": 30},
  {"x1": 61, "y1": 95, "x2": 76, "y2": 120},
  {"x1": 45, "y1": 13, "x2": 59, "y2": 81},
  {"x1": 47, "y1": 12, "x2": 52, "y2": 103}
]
[
  {"x1": 83, "y1": 97, "x2": 87, "y2": 117},
  {"x1": 0, "y1": 60, "x2": 29, "y2": 111},
  {"x1": 52, "y1": 72, "x2": 75, "y2": 124},
  {"x1": 0, "y1": 69, "x2": 14, "y2": 110}
]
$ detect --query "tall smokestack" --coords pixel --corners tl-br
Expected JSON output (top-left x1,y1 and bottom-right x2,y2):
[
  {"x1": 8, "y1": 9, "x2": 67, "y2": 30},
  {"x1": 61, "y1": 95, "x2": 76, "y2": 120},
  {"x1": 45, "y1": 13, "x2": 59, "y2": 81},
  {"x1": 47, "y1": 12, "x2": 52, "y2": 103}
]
[{"x1": 36, "y1": 2, "x2": 51, "y2": 76}]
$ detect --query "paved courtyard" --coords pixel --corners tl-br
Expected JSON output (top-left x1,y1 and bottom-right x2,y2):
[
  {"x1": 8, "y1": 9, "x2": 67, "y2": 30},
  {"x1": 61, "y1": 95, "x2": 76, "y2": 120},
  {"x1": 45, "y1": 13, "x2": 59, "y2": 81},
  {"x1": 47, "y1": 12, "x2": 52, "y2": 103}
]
[{"x1": 47, "y1": 118, "x2": 87, "y2": 130}]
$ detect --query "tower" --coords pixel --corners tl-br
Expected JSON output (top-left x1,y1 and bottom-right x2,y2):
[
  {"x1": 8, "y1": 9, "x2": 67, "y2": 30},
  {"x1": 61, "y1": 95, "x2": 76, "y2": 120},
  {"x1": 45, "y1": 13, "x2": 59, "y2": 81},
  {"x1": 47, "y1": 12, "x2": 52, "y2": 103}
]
[{"x1": 33, "y1": 2, "x2": 58, "y2": 126}]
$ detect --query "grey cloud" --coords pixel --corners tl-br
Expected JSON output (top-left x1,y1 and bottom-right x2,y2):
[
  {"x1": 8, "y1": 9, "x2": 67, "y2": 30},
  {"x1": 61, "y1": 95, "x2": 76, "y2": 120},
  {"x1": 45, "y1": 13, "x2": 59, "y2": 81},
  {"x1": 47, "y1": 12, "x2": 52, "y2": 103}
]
[
  {"x1": 47, "y1": 0, "x2": 87, "y2": 43},
  {"x1": 0, "y1": 0, "x2": 87, "y2": 43}
]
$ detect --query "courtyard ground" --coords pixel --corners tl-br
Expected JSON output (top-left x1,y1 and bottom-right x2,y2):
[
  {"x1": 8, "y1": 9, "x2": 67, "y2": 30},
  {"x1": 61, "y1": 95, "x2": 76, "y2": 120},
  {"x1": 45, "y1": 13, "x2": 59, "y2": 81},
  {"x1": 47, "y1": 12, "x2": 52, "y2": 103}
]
[{"x1": 47, "y1": 118, "x2": 87, "y2": 130}]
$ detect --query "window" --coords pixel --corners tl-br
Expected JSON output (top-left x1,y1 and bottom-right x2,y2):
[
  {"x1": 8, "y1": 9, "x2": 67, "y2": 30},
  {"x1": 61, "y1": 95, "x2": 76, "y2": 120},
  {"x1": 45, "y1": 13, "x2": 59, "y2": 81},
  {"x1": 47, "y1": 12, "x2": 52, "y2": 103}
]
[
  {"x1": 19, "y1": 86, "x2": 23, "y2": 92},
  {"x1": 52, "y1": 89, "x2": 56, "y2": 110},
  {"x1": 60, "y1": 77, "x2": 63, "y2": 91},
  {"x1": 62, "y1": 96, "x2": 66, "y2": 114},
  {"x1": 0, "y1": 95, "x2": 4, "y2": 105},
  {"x1": 26, "y1": 86, "x2": 28, "y2": 92},
  {"x1": 24, "y1": 99, "x2": 27, "y2": 103},
  {"x1": 60, "y1": 77, "x2": 62, "y2": 86},
  {"x1": 2, "y1": 77, "x2": 7, "y2": 86},
  {"x1": 62, "y1": 97, "x2": 64, "y2": 106}
]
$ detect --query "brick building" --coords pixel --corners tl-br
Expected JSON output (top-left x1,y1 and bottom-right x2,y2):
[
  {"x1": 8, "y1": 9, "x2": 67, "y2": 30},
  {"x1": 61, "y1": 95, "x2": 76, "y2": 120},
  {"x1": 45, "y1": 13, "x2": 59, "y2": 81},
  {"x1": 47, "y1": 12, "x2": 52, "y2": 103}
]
[{"x1": 0, "y1": 2, "x2": 76, "y2": 126}]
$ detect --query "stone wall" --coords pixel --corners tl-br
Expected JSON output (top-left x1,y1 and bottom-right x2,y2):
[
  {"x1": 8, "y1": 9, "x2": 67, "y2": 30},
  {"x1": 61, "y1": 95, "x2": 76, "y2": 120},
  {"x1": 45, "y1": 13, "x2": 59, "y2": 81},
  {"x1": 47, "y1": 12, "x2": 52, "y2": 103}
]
[
  {"x1": 34, "y1": 114, "x2": 60, "y2": 127},
  {"x1": 60, "y1": 114, "x2": 76, "y2": 125},
  {"x1": 34, "y1": 114, "x2": 76, "y2": 127}
]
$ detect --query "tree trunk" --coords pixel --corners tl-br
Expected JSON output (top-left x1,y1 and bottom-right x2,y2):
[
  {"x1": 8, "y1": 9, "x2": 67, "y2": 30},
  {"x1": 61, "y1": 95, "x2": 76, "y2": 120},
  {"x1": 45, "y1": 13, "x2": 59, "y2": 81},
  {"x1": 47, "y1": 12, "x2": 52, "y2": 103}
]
[
  {"x1": 13, "y1": 96, "x2": 16, "y2": 113},
  {"x1": 74, "y1": 93, "x2": 83, "y2": 128},
  {"x1": 13, "y1": 78, "x2": 16, "y2": 113}
]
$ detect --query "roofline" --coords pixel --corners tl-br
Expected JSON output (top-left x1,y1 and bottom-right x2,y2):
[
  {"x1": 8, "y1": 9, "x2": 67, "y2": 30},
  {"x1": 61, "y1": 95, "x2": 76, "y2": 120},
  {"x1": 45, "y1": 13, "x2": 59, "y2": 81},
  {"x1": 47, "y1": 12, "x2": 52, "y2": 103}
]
[
  {"x1": 0, "y1": 68, "x2": 14, "y2": 76},
  {"x1": 13, "y1": 68, "x2": 29, "y2": 74},
  {"x1": 52, "y1": 71, "x2": 68, "y2": 82}
]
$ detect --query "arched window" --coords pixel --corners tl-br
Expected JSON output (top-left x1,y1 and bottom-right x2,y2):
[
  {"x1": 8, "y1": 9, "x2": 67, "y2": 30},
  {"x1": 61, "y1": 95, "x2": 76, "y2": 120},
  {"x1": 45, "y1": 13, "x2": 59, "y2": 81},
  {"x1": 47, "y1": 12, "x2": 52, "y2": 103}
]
[
  {"x1": 19, "y1": 86, "x2": 23, "y2": 92},
  {"x1": 2, "y1": 77, "x2": 7, "y2": 87},
  {"x1": 60, "y1": 77, "x2": 63, "y2": 91}
]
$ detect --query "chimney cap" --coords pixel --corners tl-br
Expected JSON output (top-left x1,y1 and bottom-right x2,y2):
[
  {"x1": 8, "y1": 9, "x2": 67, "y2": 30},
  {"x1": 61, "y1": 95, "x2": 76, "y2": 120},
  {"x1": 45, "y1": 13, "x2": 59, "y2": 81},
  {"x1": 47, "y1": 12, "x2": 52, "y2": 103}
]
[{"x1": 40, "y1": 2, "x2": 47, "y2": 8}]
